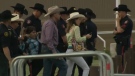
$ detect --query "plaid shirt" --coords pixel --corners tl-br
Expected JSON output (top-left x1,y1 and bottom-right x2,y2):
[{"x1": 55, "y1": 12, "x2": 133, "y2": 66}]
[{"x1": 26, "y1": 38, "x2": 39, "y2": 55}]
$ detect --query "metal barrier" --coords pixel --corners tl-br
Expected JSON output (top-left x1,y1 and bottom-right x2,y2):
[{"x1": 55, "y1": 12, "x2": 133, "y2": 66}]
[
  {"x1": 11, "y1": 51, "x2": 107, "y2": 76},
  {"x1": 97, "y1": 35, "x2": 106, "y2": 49}
]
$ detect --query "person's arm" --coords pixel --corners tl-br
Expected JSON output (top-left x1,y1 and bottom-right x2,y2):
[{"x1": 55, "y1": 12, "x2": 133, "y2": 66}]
[
  {"x1": 1, "y1": 30, "x2": 12, "y2": 62},
  {"x1": 57, "y1": 23, "x2": 68, "y2": 45},
  {"x1": 74, "y1": 26, "x2": 86, "y2": 42},
  {"x1": 3, "y1": 47, "x2": 12, "y2": 61},
  {"x1": 44, "y1": 22, "x2": 57, "y2": 53},
  {"x1": 116, "y1": 16, "x2": 124, "y2": 33}
]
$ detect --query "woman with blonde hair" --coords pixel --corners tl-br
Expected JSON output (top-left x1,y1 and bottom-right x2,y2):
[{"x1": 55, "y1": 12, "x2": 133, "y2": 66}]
[{"x1": 66, "y1": 12, "x2": 92, "y2": 76}]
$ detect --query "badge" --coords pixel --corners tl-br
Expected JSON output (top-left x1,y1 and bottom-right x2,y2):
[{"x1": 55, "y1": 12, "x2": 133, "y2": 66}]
[
  {"x1": 4, "y1": 32, "x2": 8, "y2": 37},
  {"x1": 27, "y1": 20, "x2": 31, "y2": 24}
]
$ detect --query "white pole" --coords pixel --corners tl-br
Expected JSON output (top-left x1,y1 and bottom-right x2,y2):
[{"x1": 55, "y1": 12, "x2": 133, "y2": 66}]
[{"x1": 115, "y1": 0, "x2": 121, "y2": 27}]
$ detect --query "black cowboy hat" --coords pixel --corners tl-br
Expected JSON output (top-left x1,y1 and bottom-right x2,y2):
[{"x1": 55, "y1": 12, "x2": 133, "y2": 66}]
[
  {"x1": 68, "y1": 7, "x2": 78, "y2": 14},
  {"x1": 85, "y1": 8, "x2": 96, "y2": 19},
  {"x1": 113, "y1": 4, "x2": 131, "y2": 12},
  {"x1": 60, "y1": 7, "x2": 69, "y2": 14},
  {"x1": 11, "y1": 3, "x2": 28, "y2": 15},
  {"x1": 0, "y1": 10, "x2": 15, "y2": 21},
  {"x1": 78, "y1": 8, "x2": 87, "y2": 16},
  {"x1": 30, "y1": 3, "x2": 46, "y2": 13}
]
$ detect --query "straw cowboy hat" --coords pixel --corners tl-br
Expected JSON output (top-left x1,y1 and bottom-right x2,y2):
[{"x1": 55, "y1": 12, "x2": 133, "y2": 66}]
[
  {"x1": 11, "y1": 14, "x2": 24, "y2": 22},
  {"x1": 66, "y1": 12, "x2": 85, "y2": 21},
  {"x1": 30, "y1": 3, "x2": 46, "y2": 13},
  {"x1": 0, "y1": 10, "x2": 15, "y2": 21},
  {"x1": 113, "y1": 4, "x2": 131, "y2": 12},
  {"x1": 44, "y1": 6, "x2": 64, "y2": 17}
]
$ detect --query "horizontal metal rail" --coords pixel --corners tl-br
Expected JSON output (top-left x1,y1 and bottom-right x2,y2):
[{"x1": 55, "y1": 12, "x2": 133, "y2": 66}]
[
  {"x1": 11, "y1": 51, "x2": 107, "y2": 76},
  {"x1": 114, "y1": 74, "x2": 135, "y2": 76}
]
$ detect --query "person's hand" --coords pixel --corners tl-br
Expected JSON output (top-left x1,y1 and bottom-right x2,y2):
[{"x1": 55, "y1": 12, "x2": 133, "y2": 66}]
[
  {"x1": 18, "y1": 36, "x2": 24, "y2": 40},
  {"x1": 86, "y1": 34, "x2": 92, "y2": 39},
  {"x1": 9, "y1": 58, "x2": 13, "y2": 68}
]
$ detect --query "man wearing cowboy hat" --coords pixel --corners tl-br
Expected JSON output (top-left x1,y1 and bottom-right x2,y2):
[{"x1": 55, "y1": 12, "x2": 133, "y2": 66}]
[
  {"x1": 51, "y1": 7, "x2": 69, "y2": 76},
  {"x1": 23, "y1": 3, "x2": 46, "y2": 33},
  {"x1": 0, "y1": 10, "x2": 15, "y2": 76},
  {"x1": 11, "y1": 3, "x2": 28, "y2": 37},
  {"x1": 41, "y1": 5, "x2": 68, "y2": 76},
  {"x1": 113, "y1": 4, "x2": 133, "y2": 72},
  {"x1": 9, "y1": 14, "x2": 24, "y2": 58}
]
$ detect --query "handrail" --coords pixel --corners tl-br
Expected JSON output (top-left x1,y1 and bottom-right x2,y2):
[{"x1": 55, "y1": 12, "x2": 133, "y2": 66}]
[
  {"x1": 10, "y1": 51, "x2": 107, "y2": 76},
  {"x1": 97, "y1": 35, "x2": 106, "y2": 50}
]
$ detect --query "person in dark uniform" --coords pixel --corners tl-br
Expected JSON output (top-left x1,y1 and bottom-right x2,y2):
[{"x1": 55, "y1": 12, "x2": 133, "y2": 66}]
[
  {"x1": 9, "y1": 14, "x2": 24, "y2": 58},
  {"x1": 0, "y1": 10, "x2": 15, "y2": 76},
  {"x1": 51, "y1": 7, "x2": 69, "y2": 76},
  {"x1": 11, "y1": 3, "x2": 28, "y2": 37},
  {"x1": 23, "y1": 3, "x2": 46, "y2": 33},
  {"x1": 113, "y1": 4, "x2": 133, "y2": 72}
]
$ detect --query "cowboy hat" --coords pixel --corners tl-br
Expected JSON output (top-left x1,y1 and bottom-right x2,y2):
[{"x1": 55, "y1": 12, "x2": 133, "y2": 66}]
[
  {"x1": 113, "y1": 4, "x2": 131, "y2": 12},
  {"x1": 66, "y1": 12, "x2": 85, "y2": 21},
  {"x1": 30, "y1": 3, "x2": 46, "y2": 13},
  {"x1": 60, "y1": 7, "x2": 69, "y2": 14},
  {"x1": 68, "y1": 7, "x2": 78, "y2": 14},
  {"x1": 11, "y1": 14, "x2": 24, "y2": 22},
  {"x1": 44, "y1": 6, "x2": 64, "y2": 17},
  {"x1": 85, "y1": 8, "x2": 96, "y2": 19},
  {"x1": 0, "y1": 10, "x2": 15, "y2": 21},
  {"x1": 78, "y1": 8, "x2": 86, "y2": 16},
  {"x1": 11, "y1": 3, "x2": 28, "y2": 15}
]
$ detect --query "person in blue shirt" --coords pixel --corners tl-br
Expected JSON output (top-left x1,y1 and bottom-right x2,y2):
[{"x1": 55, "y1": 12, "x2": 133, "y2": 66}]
[{"x1": 25, "y1": 26, "x2": 43, "y2": 76}]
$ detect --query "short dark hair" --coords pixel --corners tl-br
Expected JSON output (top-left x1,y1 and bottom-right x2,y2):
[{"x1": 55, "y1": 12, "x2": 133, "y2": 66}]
[{"x1": 26, "y1": 26, "x2": 36, "y2": 34}]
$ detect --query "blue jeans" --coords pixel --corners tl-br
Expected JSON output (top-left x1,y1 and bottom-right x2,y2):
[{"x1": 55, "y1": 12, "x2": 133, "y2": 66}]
[{"x1": 42, "y1": 45, "x2": 68, "y2": 76}]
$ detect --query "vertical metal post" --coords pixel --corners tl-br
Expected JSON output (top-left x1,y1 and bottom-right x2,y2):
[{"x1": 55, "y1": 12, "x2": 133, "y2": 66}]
[{"x1": 115, "y1": 0, "x2": 121, "y2": 27}]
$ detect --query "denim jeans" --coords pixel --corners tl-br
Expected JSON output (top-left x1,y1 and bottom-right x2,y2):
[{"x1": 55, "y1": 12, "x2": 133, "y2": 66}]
[{"x1": 42, "y1": 45, "x2": 68, "y2": 76}]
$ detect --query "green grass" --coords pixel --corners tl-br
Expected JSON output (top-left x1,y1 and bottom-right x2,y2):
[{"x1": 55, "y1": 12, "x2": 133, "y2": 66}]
[{"x1": 26, "y1": 60, "x2": 99, "y2": 76}]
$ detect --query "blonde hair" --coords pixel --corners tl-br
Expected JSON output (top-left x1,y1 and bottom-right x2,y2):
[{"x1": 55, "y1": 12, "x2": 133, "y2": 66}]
[{"x1": 66, "y1": 18, "x2": 77, "y2": 33}]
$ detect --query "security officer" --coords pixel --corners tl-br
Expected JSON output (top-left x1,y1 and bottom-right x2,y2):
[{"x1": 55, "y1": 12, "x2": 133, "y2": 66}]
[
  {"x1": 113, "y1": 4, "x2": 133, "y2": 72},
  {"x1": 9, "y1": 14, "x2": 24, "y2": 58},
  {"x1": 11, "y1": 3, "x2": 28, "y2": 37},
  {"x1": 23, "y1": 3, "x2": 46, "y2": 33},
  {"x1": 0, "y1": 10, "x2": 15, "y2": 76},
  {"x1": 51, "y1": 7, "x2": 69, "y2": 76}
]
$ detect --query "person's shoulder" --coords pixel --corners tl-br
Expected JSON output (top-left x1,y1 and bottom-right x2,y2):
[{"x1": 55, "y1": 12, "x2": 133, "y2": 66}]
[{"x1": 43, "y1": 19, "x2": 54, "y2": 27}]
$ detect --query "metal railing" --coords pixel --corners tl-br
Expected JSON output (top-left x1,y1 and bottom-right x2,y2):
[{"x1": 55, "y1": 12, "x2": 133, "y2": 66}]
[
  {"x1": 10, "y1": 51, "x2": 135, "y2": 76},
  {"x1": 11, "y1": 51, "x2": 109, "y2": 76},
  {"x1": 97, "y1": 35, "x2": 106, "y2": 50}
]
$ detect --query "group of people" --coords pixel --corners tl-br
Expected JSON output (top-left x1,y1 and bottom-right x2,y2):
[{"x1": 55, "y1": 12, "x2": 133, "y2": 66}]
[{"x1": 0, "y1": 2, "x2": 133, "y2": 76}]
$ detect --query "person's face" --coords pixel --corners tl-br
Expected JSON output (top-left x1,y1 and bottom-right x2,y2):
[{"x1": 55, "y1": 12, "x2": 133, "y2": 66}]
[
  {"x1": 54, "y1": 13, "x2": 60, "y2": 20},
  {"x1": 61, "y1": 14, "x2": 69, "y2": 20},
  {"x1": 34, "y1": 10, "x2": 42, "y2": 18},
  {"x1": 75, "y1": 18, "x2": 83, "y2": 26},
  {"x1": 118, "y1": 11, "x2": 126, "y2": 18},
  {"x1": 14, "y1": 11, "x2": 23, "y2": 18},
  {"x1": 11, "y1": 21, "x2": 19, "y2": 29},
  {"x1": 29, "y1": 30, "x2": 37, "y2": 39}
]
